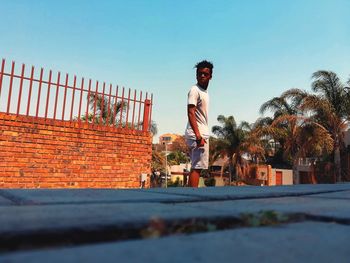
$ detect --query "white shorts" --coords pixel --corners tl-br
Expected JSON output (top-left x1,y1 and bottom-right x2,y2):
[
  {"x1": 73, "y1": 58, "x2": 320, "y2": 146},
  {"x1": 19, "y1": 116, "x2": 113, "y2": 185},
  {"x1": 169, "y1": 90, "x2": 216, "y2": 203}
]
[{"x1": 186, "y1": 138, "x2": 209, "y2": 170}]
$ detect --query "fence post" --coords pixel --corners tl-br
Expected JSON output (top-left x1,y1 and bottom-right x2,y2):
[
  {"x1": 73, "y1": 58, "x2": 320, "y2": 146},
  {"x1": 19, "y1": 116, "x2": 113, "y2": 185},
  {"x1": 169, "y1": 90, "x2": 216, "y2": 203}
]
[{"x1": 142, "y1": 99, "x2": 151, "y2": 131}]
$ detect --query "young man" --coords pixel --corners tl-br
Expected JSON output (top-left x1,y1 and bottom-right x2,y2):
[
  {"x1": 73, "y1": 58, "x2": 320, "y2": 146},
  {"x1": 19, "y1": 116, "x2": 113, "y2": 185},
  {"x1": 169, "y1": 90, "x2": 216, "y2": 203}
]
[{"x1": 185, "y1": 60, "x2": 213, "y2": 187}]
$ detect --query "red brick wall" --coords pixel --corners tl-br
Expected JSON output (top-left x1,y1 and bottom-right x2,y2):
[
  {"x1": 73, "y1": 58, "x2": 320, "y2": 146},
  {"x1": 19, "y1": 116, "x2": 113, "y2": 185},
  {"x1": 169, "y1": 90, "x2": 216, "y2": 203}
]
[{"x1": 0, "y1": 113, "x2": 152, "y2": 188}]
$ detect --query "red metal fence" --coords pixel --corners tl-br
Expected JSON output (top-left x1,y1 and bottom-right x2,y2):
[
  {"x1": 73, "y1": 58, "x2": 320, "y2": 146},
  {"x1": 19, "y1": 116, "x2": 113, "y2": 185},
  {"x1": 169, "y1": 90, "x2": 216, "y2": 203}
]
[{"x1": 0, "y1": 59, "x2": 153, "y2": 131}]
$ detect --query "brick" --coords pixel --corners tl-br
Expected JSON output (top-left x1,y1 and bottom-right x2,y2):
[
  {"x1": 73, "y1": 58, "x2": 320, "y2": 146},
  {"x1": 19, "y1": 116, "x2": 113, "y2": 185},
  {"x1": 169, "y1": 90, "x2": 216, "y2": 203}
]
[{"x1": 0, "y1": 113, "x2": 151, "y2": 189}]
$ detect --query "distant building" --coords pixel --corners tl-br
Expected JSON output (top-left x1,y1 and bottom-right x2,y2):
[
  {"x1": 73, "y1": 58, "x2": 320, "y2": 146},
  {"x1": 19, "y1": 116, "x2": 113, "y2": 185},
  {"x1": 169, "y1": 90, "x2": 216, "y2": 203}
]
[
  {"x1": 159, "y1": 133, "x2": 181, "y2": 144},
  {"x1": 246, "y1": 165, "x2": 293, "y2": 186},
  {"x1": 156, "y1": 133, "x2": 182, "y2": 151}
]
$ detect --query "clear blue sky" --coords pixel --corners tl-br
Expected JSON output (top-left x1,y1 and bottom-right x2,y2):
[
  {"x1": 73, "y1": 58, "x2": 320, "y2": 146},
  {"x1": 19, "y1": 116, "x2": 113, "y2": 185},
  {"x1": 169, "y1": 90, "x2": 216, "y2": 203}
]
[{"x1": 1, "y1": 0, "x2": 350, "y2": 142}]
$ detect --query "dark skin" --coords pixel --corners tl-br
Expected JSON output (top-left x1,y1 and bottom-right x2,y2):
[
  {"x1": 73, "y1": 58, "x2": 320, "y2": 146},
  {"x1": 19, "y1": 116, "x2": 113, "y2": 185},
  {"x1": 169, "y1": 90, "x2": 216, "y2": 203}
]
[{"x1": 187, "y1": 67, "x2": 212, "y2": 187}]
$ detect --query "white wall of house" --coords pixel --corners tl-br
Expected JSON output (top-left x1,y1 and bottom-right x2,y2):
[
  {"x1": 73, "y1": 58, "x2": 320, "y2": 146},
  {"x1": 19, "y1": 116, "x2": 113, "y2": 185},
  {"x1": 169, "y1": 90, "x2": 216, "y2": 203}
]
[
  {"x1": 271, "y1": 168, "x2": 293, "y2": 185},
  {"x1": 170, "y1": 163, "x2": 190, "y2": 174},
  {"x1": 169, "y1": 163, "x2": 190, "y2": 183}
]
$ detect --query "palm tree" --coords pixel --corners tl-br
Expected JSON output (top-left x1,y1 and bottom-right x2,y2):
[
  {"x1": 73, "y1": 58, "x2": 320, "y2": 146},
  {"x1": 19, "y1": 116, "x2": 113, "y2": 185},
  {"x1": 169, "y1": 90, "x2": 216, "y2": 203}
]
[
  {"x1": 82, "y1": 92, "x2": 127, "y2": 125},
  {"x1": 251, "y1": 118, "x2": 276, "y2": 160},
  {"x1": 259, "y1": 92, "x2": 335, "y2": 182},
  {"x1": 282, "y1": 70, "x2": 349, "y2": 182},
  {"x1": 83, "y1": 92, "x2": 158, "y2": 135},
  {"x1": 260, "y1": 96, "x2": 299, "y2": 118},
  {"x1": 239, "y1": 121, "x2": 267, "y2": 164},
  {"x1": 272, "y1": 114, "x2": 332, "y2": 179},
  {"x1": 259, "y1": 96, "x2": 301, "y2": 167},
  {"x1": 212, "y1": 115, "x2": 251, "y2": 183},
  {"x1": 208, "y1": 136, "x2": 223, "y2": 168}
]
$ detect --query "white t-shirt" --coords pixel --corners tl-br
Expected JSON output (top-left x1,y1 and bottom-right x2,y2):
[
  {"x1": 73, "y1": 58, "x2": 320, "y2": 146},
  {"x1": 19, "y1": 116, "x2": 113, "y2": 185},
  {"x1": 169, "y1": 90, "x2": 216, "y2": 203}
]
[{"x1": 185, "y1": 84, "x2": 209, "y2": 139}]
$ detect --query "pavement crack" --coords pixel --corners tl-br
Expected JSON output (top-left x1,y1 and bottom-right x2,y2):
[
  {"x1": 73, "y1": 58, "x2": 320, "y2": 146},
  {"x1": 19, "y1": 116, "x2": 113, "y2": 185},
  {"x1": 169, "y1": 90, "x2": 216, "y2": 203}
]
[
  {"x1": 304, "y1": 214, "x2": 350, "y2": 225},
  {"x1": 1, "y1": 209, "x2": 348, "y2": 254},
  {"x1": 0, "y1": 211, "x2": 304, "y2": 254}
]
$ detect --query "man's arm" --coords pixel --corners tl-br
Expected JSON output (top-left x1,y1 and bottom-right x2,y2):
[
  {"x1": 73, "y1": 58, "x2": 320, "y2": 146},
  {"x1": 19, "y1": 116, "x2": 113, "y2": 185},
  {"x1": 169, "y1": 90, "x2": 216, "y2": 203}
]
[{"x1": 187, "y1": 104, "x2": 206, "y2": 147}]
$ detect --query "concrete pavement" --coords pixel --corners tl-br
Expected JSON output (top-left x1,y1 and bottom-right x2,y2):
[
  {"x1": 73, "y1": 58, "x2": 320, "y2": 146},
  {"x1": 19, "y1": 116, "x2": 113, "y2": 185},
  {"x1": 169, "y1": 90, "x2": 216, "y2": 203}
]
[{"x1": 0, "y1": 184, "x2": 349, "y2": 262}]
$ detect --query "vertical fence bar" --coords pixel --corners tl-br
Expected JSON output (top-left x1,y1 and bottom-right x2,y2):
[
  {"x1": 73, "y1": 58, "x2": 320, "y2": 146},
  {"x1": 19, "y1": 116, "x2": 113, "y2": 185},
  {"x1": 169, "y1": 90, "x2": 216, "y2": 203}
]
[
  {"x1": 6, "y1": 61, "x2": 15, "y2": 113},
  {"x1": 92, "y1": 81, "x2": 98, "y2": 124},
  {"x1": 119, "y1": 87, "x2": 125, "y2": 127},
  {"x1": 137, "y1": 91, "x2": 142, "y2": 131},
  {"x1": 0, "y1": 58, "x2": 153, "y2": 132},
  {"x1": 145, "y1": 92, "x2": 148, "y2": 129},
  {"x1": 36, "y1": 68, "x2": 44, "y2": 118},
  {"x1": 85, "y1": 79, "x2": 92, "y2": 124},
  {"x1": 99, "y1": 82, "x2": 105, "y2": 126},
  {"x1": 0, "y1": 59, "x2": 5, "y2": 97},
  {"x1": 26, "y1": 66, "x2": 35, "y2": 116},
  {"x1": 106, "y1": 84, "x2": 112, "y2": 127},
  {"x1": 78, "y1": 77, "x2": 84, "y2": 122},
  {"x1": 53, "y1": 72, "x2": 61, "y2": 120},
  {"x1": 112, "y1": 85, "x2": 119, "y2": 127},
  {"x1": 125, "y1": 88, "x2": 131, "y2": 128},
  {"x1": 131, "y1": 89, "x2": 136, "y2": 129},
  {"x1": 44, "y1": 70, "x2": 52, "y2": 119},
  {"x1": 70, "y1": 75, "x2": 77, "y2": 121},
  {"x1": 142, "y1": 99, "x2": 151, "y2": 132},
  {"x1": 62, "y1": 74, "x2": 68, "y2": 120},
  {"x1": 149, "y1": 93, "x2": 153, "y2": 130},
  {"x1": 16, "y1": 64, "x2": 25, "y2": 115}
]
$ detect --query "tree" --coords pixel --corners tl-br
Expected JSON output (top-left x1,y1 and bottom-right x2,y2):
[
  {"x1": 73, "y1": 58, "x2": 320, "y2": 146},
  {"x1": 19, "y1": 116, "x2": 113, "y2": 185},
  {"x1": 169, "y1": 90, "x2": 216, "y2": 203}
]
[
  {"x1": 258, "y1": 91, "x2": 335, "y2": 183},
  {"x1": 239, "y1": 121, "x2": 266, "y2": 164},
  {"x1": 212, "y1": 115, "x2": 251, "y2": 183},
  {"x1": 260, "y1": 96, "x2": 299, "y2": 119},
  {"x1": 82, "y1": 92, "x2": 158, "y2": 135},
  {"x1": 268, "y1": 114, "x2": 333, "y2": 181},
  {"x1": 208, "y1": 136, "x2": 224, "y2": 168},
  {"x1": 152, "y1": 150, "x2": 166, "y2": 172},
  {"x1": 259, "y1": 95, "x2": 302, "y2": 167},
  {"x1": 171, "y1": 136, "x2": 189, "y2": 156},
  {"x1": 81, "y1": 92, "x2": 127, "y2": 125},
  {"x1": 282, "y1": 70, "x2": 349, "y2": 182},
  {"x1": 167, "y1": 151, "x2": 189, "y2": 165}
]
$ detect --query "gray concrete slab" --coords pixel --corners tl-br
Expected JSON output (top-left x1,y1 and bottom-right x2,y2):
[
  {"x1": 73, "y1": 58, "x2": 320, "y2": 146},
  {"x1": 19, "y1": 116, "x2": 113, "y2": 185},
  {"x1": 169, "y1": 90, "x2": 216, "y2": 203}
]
[
  {"x1": 2, "y1": 193, "x2": 350, "y2": 237},
  {"x1": 1, "y1": 222, "x2": 349, "y2": 263},
  {"x1": 307, "y1": 189, "x2": 350, "y2": 200},
  {"x1": 0, "y1": 195, "x2": 15, "y2": 206},
  {"x1": 144, "y1": 184, "x2": 350, "y2": 200},
  {"x1": 0, "y1": 189, "x2": 200, "y2": 205},
  {"x1": 2, "y1": 184, "x2": 349, "y2": 207},
  {"x1": 1, "y1": 185, "x2": 350, "y2": 236}
]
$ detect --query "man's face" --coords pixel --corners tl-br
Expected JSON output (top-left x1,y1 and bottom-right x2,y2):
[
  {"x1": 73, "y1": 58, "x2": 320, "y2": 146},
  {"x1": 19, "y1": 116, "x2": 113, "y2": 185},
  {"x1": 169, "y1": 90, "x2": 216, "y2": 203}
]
[{"x1": 196, "y1": 67, "x2": 212, "y2": 89}]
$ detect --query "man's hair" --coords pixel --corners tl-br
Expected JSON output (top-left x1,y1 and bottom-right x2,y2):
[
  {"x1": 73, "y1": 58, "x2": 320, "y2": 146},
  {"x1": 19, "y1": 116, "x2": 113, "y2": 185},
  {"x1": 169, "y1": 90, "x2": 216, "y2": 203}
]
[{"x1": 195, "y1": 60, "x2": 214, "y2": 72}]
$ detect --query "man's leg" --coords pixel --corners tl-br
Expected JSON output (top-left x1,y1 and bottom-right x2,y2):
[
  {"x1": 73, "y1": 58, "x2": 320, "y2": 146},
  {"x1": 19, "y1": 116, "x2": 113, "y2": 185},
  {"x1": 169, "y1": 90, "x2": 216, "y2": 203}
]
[
  {"x1": 186, "y1": 138, "x2": 205, "y2": 187},
  {"x1": 189, "y1": 169, "x2": 201, "y2": 187},
  {"x1": 189, "y1": 140, "x2": 208, "y2": 187}
]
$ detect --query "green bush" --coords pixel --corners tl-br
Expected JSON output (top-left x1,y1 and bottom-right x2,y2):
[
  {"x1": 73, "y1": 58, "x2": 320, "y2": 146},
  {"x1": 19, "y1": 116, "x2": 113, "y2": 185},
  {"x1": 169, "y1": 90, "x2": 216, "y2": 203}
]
[
  {"x1": 204, "y1": 177, "x2": 216, "y2": 187},
  {"x1": 167, "y1": 177, "x2": 182, "y2": 187}
]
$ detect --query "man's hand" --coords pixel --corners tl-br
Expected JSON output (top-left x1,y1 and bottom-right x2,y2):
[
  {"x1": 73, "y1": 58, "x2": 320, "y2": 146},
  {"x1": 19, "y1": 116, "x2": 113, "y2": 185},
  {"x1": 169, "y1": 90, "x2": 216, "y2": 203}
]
[{"x1": 196, "y1": 137, "x2": 206, "y2": 147}]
